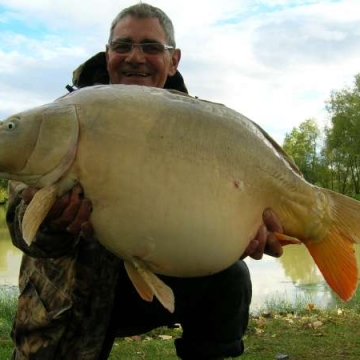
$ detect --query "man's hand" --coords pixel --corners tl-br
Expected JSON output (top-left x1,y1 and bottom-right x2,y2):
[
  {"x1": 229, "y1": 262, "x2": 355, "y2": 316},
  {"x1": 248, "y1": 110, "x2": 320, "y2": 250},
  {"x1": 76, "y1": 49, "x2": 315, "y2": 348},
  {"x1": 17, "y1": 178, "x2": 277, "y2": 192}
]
[
  {"x1": 21, "y1": 183, "x2": 93, "y2": 236},
  {"x1": 241, "y1": 208, "x2": 284, "y2": 260}
]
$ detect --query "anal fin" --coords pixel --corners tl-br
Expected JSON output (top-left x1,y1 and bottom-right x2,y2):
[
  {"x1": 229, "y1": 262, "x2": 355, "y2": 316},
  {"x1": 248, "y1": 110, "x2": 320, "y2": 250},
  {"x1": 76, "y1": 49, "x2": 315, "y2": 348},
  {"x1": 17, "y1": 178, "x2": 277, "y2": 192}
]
[
  {"x1": 124, "y1": 258, "x2": 175, "y2": 313},
  {"x1": 22, "y1": 184, "x2": 58, "y2": 245},
  {"x1": 124, "y1": 261, "x2": 154, "y2": 302}
]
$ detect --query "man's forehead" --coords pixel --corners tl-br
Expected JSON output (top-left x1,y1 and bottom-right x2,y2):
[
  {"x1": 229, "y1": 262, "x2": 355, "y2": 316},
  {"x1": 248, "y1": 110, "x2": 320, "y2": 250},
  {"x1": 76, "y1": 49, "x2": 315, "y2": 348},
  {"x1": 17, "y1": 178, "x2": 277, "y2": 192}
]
[{"x1": 112, "y1": 16, "x2": 167, "y2": 42}]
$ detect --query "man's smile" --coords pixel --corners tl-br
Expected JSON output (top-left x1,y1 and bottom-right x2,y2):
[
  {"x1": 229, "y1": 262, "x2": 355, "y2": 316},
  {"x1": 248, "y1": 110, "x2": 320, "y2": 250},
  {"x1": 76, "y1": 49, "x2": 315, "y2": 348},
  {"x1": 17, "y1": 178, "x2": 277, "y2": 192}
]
[{"x1": 122, "y1": 72, "x2": 150, "y2": 77}]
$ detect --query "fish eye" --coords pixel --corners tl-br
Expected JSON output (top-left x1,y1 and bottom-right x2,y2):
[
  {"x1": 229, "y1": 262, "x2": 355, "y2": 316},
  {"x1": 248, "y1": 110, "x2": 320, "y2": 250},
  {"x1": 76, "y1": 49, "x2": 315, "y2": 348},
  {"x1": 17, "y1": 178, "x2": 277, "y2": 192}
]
[{"x1": 5, "y1": 119, "x2": 18, "y2": 130}]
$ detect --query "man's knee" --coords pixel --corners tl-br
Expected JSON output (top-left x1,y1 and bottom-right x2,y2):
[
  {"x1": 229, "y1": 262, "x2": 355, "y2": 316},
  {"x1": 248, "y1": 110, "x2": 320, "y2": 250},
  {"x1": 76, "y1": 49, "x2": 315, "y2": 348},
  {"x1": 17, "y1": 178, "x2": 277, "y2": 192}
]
[{"x1": 216, "y1": 260, "x2": 252, "y2": 304}]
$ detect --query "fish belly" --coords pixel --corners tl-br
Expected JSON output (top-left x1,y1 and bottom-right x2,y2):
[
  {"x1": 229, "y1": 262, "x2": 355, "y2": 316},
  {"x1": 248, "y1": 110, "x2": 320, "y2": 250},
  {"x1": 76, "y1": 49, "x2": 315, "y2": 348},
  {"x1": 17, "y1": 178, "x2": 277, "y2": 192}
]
[
  {"x1": 68, "y1": 86, "x2": 308, "y2": 276},
  {"x1": 79, "y1": 153, "x2": 264, "y2": 277},
  {"x1": 73, "y1": 109, "x2": 270, "y2": 276}
]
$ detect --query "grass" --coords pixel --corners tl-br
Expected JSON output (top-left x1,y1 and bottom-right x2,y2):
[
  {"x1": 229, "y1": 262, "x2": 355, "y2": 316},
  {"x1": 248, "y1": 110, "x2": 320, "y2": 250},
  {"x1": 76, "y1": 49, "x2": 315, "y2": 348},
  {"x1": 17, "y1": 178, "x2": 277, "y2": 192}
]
[
  {"x1": 0, "y1": 286, "x2": 17, "y2": 339},
  {"x1": 241, "y1": 290, "x2": 360, "y2": 359},
  {"x1": 0, "y1": 285, "x2": 17, "y2": 360},
  {"x1": 0, "y1": 287, "x2": 360, "y2": 359}
]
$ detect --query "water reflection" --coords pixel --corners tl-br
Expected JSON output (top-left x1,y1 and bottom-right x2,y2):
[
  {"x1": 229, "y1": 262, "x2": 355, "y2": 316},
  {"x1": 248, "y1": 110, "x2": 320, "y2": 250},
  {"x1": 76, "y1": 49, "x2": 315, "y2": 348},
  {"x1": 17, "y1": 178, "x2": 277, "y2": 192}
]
[
  {"x1": 0, "y1": 204, "x2": 359, "y2": 310},
  {"x1": 0, "y1": 206, "x2": 22, "y2": 285},
  {"x1": 246, "y1": 244, "x2": 360, "y2": 311},
  {"x1": 278, "y1": 244, "x2": 322, "y2": 285}
]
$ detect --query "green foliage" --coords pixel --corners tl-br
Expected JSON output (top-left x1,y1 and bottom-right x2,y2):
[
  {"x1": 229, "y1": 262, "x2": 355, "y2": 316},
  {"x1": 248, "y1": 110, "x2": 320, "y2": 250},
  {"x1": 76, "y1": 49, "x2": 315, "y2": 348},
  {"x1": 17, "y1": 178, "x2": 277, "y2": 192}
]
[
  {"x1": 282, "y1": 73, "x2": 360, "y2": 198},
  {"x1": 283, "y1": 119, "x2": 322, "y2": 184},
  {"x1": 324, "y1": 74, "x2": 360, "y2": 195},
  {"x1": 0, "y1": 286, "x2": 18, "y2": 339},
  {"x1": 0, "y1": 179, "x2": 8, "y2": 204}
]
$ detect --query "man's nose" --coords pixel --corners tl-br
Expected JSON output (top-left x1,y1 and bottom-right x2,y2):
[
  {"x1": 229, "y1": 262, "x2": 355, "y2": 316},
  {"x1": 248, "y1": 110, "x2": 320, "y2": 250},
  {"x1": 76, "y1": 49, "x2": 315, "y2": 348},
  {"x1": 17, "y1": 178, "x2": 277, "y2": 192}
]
[{"x1": 125, "y1": 45, "x2": 146, "y2": 62}]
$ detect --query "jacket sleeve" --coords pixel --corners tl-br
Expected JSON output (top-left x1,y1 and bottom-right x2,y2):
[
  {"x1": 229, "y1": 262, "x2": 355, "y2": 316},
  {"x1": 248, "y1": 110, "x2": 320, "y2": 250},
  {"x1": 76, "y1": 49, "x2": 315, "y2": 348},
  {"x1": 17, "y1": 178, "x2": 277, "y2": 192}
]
[{"x1": 6, "y1": 185, "x2": 80, "y2": 258}]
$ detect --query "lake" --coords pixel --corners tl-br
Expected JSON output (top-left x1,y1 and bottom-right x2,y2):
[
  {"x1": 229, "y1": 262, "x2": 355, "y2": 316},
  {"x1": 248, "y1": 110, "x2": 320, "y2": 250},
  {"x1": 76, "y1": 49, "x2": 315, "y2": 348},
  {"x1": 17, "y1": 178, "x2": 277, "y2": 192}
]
[{"x1": 0, "y1": 205, "x2": 359, "y2": 311}]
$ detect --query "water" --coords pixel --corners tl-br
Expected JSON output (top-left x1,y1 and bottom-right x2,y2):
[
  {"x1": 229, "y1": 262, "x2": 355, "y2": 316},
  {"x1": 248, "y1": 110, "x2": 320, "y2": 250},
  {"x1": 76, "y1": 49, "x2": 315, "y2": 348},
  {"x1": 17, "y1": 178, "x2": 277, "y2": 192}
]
[
  {"x1": 0, "y1": 205, "x2": 359, "y2": 311},
  {"x1": 0, "y1": 206, "x2": 22, "y2": 286}
]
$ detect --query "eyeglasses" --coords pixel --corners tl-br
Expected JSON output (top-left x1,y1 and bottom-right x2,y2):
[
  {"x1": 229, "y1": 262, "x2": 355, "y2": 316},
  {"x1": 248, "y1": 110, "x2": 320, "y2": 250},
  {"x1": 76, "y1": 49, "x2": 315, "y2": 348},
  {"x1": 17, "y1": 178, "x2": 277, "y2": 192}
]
[{"x1": 109, "y1": 41, "x2": 174, "y2": 55}]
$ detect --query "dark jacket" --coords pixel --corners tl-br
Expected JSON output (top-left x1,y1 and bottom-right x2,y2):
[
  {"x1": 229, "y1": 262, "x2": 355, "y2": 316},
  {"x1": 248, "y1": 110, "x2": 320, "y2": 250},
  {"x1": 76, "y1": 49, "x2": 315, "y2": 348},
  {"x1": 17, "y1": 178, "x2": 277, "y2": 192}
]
[{"x1": 7, "y1": 54, "x2": 188, "y2": 360}]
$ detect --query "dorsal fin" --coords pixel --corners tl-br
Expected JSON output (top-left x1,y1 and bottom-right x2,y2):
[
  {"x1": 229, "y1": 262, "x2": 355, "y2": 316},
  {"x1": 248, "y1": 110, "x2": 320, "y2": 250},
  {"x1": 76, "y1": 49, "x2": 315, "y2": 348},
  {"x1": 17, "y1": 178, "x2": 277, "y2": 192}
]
[{"x1": 249, "y1": 119, "x2": 303, "y2": 176}]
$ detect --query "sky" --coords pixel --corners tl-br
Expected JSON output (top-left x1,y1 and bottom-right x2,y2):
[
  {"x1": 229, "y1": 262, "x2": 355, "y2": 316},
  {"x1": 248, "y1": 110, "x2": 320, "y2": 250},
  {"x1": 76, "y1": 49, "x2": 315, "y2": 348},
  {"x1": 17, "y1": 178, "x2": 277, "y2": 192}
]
[{"x1": 1, "y1": 0, "x2": 360, "y2": 144}]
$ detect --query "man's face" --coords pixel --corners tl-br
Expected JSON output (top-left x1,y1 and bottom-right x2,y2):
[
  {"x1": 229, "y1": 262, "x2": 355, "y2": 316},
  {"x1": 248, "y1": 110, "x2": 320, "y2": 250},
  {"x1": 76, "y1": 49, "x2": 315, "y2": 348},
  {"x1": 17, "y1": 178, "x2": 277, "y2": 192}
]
[{"x1": 106, "y1": 16, "x2": 181, "y2": 88}]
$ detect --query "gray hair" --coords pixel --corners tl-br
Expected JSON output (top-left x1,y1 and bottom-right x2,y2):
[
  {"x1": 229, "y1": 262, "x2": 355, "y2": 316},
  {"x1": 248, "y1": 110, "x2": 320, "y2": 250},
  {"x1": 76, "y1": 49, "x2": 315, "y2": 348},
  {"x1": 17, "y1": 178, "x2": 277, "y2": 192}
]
[{"x1": 108, "y1": 3, "x2": 176, "y2": 47}]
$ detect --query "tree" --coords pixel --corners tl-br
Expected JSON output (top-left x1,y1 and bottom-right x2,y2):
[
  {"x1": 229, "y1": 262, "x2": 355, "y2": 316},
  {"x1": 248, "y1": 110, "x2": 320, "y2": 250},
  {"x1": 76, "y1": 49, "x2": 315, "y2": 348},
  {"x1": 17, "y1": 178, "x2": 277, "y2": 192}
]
[
  {"x1": 283, "y1": 119, "x2": 323, "y2": 185},
  {"x1": 324, "y1": 74, "x2": 360, "y2": 195}
]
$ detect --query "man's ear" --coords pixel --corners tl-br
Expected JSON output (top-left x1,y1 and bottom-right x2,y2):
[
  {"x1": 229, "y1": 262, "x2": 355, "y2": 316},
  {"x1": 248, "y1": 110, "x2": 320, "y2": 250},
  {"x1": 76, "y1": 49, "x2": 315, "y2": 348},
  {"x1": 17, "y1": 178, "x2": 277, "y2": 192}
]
[
  {"x1": 105, "y1": 45, "x2": 110, "y2": 70},
  {"x1": 168, "y1": 49, "x2": 181, "y2": 76}
]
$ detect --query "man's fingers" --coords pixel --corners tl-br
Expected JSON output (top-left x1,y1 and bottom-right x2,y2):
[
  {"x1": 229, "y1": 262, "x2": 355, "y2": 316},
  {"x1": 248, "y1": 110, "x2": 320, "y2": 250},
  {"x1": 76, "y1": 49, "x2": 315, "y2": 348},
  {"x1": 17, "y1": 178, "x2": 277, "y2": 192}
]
[
  {"x1": 49, "y1": 197, "x2": 81, "y2": 228},
  {"x1": 46, "y1": 185, "x2": 85, "y2": 228},
  {"x1": 264, "y1": 232, "x2": 283, "y2": 258},
  {"x1": 71, "y1": 183, "x2": 85, "y2": 198},
  {"x1": 249, "y1": 225, "x2": 267, "y2": 260},
  {"x1": 263, "y1": 208, "x2": 285, "y2": 257},
  {"x1": 66, "y1": 199, "x2": 93, "y2": 234},
  {"x1": 80, "y1": 221, "x2": 95, "y2": 238},
  {"x1": 240, "y1": 239, "x2": 259, "y2": 260},
  {"x1": 21, "y1": 188, "x2": 38, "y2": 204},
  {"x1": 45, "y1": 192, "x2": 71, "y2": 220},
  {"x1": 263, "y1": 208, "x2": 283, "y2": 233},
  {"x1": 19, "y1": 183, "x2": 90, "y2": 236},
  {"x1": 241, "y1": 209, "x2": 285, "y2": 261}
]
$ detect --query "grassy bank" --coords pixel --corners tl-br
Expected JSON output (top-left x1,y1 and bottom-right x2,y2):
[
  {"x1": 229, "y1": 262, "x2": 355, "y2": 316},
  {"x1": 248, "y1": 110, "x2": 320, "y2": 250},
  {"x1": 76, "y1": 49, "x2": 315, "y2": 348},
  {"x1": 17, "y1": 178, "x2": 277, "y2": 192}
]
[
  {"x1": 0, "y1": 287, "x2": 359, "y2": 359},
  {"x1": 0, "y1": 285, "x2": 17, "y2": 360}
]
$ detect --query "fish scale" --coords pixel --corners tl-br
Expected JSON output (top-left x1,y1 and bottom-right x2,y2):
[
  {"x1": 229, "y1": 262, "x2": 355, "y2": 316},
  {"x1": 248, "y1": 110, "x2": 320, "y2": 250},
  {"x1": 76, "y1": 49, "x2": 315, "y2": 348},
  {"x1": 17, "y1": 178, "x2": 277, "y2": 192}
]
[{"x1": 0, "y1": 84, "x2": 359, "y2": 312}]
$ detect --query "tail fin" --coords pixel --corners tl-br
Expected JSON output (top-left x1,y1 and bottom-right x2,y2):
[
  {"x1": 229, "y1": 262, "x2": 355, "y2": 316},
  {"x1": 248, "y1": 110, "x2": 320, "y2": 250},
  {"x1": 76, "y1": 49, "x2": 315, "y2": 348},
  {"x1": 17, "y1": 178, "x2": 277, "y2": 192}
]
[{"x1": 304, "y1": 189, "x2": 360, "y2": 301}]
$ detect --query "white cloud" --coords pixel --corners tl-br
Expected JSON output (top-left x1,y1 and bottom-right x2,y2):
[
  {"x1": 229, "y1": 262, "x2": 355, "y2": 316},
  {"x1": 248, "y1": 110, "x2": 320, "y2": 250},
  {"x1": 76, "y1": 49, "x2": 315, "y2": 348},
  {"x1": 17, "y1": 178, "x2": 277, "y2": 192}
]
[{"x1": 0, "y1": 0, "x2": 359, "y2": 143}]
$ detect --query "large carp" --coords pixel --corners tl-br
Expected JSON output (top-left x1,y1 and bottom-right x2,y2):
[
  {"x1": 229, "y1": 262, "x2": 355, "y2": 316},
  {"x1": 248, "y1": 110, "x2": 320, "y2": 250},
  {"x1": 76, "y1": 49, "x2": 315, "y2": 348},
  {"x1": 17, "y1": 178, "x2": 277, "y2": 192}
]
[{"x1": 0, "y1": 84, "x2": 359, "y2": 312}]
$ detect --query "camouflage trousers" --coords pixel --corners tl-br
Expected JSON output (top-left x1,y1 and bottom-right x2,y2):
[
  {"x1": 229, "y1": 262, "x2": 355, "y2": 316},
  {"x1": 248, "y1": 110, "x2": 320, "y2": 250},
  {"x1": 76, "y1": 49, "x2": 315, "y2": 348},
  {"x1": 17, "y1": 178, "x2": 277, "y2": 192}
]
[{"x1": 10, "y1": 238, "x2": 121, "y2": 360}]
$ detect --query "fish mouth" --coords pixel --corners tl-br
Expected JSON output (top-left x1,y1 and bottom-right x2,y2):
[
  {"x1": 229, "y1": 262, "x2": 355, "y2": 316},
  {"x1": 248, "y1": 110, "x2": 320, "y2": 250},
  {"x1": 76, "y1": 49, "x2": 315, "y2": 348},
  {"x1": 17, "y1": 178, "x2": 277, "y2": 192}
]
[{"x1": 122, "y1": 72, "x2": 150, "y2": 77}]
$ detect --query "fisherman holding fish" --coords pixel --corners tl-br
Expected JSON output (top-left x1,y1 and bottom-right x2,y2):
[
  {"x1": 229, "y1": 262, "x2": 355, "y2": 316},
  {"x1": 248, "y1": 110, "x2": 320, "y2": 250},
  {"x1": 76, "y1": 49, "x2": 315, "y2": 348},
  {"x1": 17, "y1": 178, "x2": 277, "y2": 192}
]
[{"x1": 6, "y1": 3, "x2": 284, "y2": 360}]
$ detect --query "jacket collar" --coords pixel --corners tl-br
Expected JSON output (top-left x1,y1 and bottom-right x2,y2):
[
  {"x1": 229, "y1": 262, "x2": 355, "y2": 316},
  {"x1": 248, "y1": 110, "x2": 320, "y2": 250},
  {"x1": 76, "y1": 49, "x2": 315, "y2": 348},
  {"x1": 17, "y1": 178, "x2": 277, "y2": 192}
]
[{"x1": 71, "y1": 51, "x2": 188, "y2": 94}]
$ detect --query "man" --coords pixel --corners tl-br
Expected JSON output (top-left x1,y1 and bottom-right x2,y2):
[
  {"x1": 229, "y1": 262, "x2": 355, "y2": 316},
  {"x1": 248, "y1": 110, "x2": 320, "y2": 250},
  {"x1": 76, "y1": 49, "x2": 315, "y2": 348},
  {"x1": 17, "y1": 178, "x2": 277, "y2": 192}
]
[{"x1": 7, "y1": 3, "x2": 283, "y2": 360}]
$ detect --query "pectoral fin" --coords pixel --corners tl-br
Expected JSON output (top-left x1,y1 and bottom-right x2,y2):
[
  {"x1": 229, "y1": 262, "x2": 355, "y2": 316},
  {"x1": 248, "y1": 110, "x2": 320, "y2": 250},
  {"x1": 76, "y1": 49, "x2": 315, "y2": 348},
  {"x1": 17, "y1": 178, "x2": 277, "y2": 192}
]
[
  {"x1": 274, "y1": 232, "x2": 302, "y2": 246},
  {"x1": 22, "y1": 184, "x2": 58, "y2": 245},
  {"x1": 124, "y1": 258, "x2": 175, "y2": 313}
]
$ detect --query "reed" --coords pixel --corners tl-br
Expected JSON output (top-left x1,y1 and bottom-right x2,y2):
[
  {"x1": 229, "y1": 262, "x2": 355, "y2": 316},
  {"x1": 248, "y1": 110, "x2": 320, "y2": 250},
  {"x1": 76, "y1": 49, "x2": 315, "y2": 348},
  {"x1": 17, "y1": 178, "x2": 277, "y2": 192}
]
[{"x1": 0, "y1": 285, "x2": 18, "y2": 339}]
